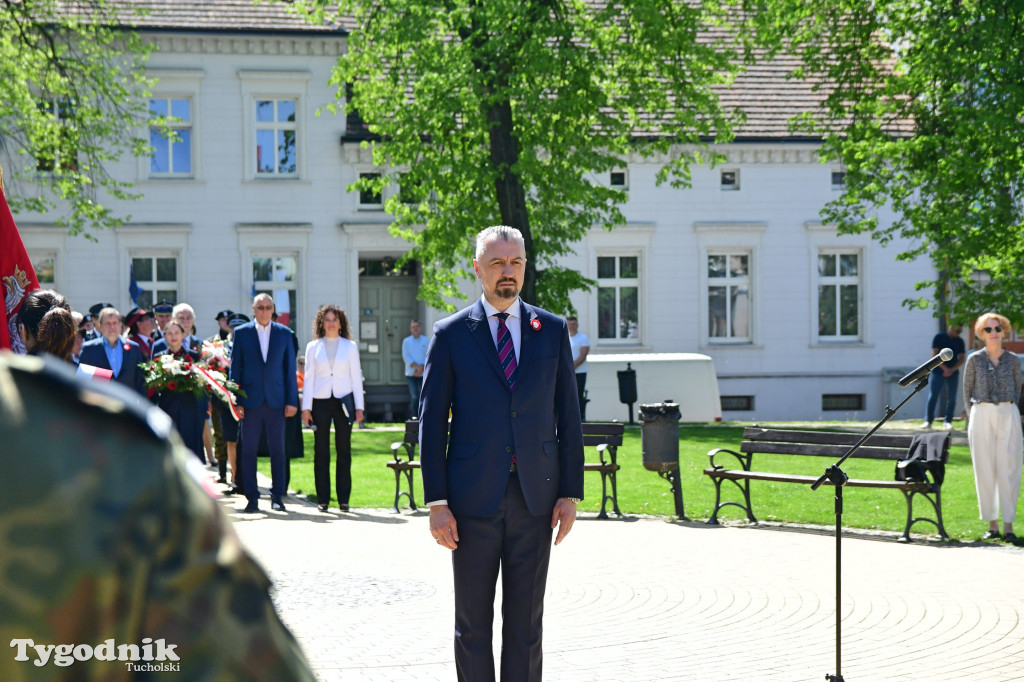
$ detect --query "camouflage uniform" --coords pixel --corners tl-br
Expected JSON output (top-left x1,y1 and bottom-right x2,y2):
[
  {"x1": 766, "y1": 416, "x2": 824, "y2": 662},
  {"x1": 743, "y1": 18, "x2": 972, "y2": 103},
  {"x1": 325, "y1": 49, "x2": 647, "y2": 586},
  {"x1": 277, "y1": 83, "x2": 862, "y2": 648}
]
[{"x1": 0, "y1": 354, "x2": 315, "y2": 681}]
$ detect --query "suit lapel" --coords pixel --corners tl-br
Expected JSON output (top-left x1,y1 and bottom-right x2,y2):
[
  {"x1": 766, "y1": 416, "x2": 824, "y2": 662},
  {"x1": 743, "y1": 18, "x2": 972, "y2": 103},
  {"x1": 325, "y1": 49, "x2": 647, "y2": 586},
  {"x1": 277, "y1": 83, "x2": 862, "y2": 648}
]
[
  {"x1": 518, "y1": 302, "x2": 539, "y2": 377},
  {"x1": 466, "y1": 299, "x2": 506, "y2": 386}
]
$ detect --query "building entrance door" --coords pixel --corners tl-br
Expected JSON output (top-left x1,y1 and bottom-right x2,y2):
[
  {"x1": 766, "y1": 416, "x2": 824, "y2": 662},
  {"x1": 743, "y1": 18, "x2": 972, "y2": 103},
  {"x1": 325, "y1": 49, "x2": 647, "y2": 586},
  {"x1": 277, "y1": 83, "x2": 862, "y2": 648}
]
[{"x1": 358, "y1": 259, "x2": 418, "y2": 420}]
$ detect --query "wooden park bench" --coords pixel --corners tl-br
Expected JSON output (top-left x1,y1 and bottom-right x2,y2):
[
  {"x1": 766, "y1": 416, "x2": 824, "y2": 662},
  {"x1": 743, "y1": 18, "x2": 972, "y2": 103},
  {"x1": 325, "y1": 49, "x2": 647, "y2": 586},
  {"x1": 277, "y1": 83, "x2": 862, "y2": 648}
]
[
  {"x1": 703, "y1": 426, "x2": 949, "y2": 541},
  {"x1": 386, "y1": 420, "x2": 626, "y2": 518}
]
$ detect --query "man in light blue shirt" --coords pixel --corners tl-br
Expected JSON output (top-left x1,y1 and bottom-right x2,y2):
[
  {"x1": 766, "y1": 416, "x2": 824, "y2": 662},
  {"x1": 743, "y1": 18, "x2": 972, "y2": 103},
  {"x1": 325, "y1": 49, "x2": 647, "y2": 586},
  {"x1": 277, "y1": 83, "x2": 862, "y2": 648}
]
[{"x1": 401, "y1": 319, "x2": 430, "y2": 418}]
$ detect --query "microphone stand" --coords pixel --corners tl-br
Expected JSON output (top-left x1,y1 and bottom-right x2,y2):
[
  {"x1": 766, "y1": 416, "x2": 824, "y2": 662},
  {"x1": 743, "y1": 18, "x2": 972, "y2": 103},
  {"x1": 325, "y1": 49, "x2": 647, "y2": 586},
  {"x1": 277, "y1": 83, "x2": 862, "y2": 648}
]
[{"x1": 810, "y1": 375, "x2": 930, "y2": 682}]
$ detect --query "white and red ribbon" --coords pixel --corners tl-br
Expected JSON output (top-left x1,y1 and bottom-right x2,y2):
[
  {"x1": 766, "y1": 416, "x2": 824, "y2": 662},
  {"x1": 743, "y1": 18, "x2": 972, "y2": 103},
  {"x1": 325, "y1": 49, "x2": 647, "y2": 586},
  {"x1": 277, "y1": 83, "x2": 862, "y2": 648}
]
[{"x1": 194, "y1": 364, "x2": 241, "y2": 421}]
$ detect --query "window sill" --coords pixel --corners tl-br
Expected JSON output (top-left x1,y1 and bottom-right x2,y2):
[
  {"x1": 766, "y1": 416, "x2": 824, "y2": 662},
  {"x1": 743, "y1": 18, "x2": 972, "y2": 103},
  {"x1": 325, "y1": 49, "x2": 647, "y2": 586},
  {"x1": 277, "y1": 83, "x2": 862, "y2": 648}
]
[
  {"x1": 700, "y1": 343, "x2": 763, "y2": 351},
  {"x1": 140, "y1": 177, "x2": 204, "y2": 185},
  {"x1": 809, "y1": 341, "x2": 873, "y2": 349},
  {"x1": 242, "y1": 178, "x2": 311, "y2": 186}
]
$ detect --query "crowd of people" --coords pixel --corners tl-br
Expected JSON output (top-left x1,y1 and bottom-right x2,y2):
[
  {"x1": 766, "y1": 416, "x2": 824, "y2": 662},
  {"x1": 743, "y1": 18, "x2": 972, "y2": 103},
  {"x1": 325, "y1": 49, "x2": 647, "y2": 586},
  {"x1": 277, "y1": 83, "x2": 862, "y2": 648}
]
[{"x1": 14, "y1": 288, "x2": 376, "y2": 515}]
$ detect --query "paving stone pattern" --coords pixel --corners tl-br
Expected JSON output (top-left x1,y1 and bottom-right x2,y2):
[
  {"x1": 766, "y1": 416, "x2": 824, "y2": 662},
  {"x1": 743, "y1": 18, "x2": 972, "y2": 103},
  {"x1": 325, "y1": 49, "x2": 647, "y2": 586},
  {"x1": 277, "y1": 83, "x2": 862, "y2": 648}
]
[{"x1": 228, "y1": 480, "x2": 1024, "y2": 682}]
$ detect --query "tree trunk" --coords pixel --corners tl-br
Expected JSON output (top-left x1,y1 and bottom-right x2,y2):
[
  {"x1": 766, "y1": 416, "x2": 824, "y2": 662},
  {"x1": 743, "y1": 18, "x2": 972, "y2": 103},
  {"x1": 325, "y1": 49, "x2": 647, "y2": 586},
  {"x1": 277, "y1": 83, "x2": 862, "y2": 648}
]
[{"x1": 485, "y1": 97, "x2": 536, "y2": 304}]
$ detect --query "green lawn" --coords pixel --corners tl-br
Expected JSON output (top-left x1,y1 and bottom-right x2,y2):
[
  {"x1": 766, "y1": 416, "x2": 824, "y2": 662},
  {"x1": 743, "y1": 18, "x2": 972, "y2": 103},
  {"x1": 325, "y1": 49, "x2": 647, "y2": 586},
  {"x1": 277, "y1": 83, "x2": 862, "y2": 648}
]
[{"x1": 256, "y1": 422, "x2": 1017, "y2": 543}]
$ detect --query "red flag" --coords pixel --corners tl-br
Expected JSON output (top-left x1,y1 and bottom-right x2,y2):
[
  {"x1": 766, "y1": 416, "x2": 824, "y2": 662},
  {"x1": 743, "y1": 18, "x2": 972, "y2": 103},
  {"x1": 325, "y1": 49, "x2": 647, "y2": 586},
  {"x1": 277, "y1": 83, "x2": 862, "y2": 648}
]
[{"x1": 0, "y1": 180, "x2": 41, "y2": 352}]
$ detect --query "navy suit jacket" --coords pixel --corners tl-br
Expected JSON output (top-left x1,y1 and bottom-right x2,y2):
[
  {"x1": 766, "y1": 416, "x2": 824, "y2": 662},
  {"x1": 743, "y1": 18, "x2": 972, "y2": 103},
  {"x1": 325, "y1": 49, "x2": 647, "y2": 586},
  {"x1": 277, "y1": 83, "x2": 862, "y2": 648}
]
[
  {"x1": 229, "y1": 322, "x2": 298, "y2": 409},
  {"x1": 419, "y1": 299, "x2": 584, "y2": 517},
  {"x1": 79, "y1": 337, "x2": 148, "y2": 396}
]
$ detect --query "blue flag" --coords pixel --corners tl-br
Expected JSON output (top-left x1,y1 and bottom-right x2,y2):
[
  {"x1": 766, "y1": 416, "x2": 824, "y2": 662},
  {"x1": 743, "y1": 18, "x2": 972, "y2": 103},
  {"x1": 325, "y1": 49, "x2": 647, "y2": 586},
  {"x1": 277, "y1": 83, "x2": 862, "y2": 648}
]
[{"x1": 129, "y1": 265, "x2": 145, "y2": 305}]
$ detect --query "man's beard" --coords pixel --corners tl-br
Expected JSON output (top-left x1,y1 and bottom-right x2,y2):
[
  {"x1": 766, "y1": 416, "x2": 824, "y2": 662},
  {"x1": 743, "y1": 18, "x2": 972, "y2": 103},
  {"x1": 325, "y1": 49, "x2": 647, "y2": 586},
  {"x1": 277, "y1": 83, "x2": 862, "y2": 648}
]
[{"x1": 493, "y1": 280, "x2": 519, "y2": 299}]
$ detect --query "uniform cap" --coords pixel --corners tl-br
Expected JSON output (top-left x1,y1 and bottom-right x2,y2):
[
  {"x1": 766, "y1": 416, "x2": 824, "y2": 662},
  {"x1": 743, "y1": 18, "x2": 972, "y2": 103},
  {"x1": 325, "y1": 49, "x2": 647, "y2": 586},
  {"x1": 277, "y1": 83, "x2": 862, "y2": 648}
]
[
  {"x1": 153, "y1": 299, "x2": 175, "y2": 314},
  {"x1": 89, "y1": 302, "x2": 115, "y2": 317},
  {"x1": 226, "y1": 311, "x2": 249, "y2": 327},
  {"x1": 125, "y1": 307, "x2": 153, "y2": 329},
  {"x1": 215, "y1": 309, "x2": 234, "y2": 321}
]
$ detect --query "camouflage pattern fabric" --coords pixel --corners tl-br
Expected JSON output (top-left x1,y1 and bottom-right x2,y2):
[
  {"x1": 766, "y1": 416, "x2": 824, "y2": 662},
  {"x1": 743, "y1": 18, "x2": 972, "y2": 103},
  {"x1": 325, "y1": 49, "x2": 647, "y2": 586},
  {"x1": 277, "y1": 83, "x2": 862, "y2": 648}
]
[{"x1": 0, "y1": 354, "x2": 315, "y2": 681}]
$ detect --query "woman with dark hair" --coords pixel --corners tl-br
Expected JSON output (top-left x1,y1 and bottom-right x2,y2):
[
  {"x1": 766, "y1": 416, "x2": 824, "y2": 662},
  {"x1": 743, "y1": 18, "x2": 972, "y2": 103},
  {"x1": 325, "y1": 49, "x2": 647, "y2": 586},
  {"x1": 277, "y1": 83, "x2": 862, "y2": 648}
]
[
  {"x1": 17, "y1": 289, "x2": 75, "y2": 360},
  {"x1": 300, "y1": 304, "x2": 364, "y2": 512},
  {"x1": 152, "y1": 320, "x2": 207, "y2": 462},
  {"x1": 963, "y1": 312, "x2": 1023, "y2": 543}
]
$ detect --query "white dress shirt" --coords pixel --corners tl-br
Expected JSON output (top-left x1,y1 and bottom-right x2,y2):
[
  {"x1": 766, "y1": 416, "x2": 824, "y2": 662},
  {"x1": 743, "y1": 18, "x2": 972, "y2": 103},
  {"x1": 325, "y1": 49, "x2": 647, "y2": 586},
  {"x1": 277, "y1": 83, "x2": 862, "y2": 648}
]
[
  {"x1": 255, "y1": 321, "x2": 272, "y2": 362},
  {"x1": 301, "y1": 336, "x2": 365, "y2": 411},
  {"x1": 480, "y1": 295, "x2": 521, "y2": 362}
]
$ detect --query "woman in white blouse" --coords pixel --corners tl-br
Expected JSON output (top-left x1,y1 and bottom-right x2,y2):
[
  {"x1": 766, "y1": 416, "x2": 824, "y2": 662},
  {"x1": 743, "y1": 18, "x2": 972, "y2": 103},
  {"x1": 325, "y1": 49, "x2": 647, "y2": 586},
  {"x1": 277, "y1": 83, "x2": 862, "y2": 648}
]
[{"x1": 301, "y1": 305, "x2": 364, "y2": 512}]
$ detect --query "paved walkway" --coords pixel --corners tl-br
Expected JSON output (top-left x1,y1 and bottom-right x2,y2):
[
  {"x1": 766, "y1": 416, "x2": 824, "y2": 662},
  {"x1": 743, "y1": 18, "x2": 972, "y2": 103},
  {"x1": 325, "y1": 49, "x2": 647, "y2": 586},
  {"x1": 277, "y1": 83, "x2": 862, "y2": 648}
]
[{"x1": 225, "y1": 484, "x2": 1024, "y2": 682}]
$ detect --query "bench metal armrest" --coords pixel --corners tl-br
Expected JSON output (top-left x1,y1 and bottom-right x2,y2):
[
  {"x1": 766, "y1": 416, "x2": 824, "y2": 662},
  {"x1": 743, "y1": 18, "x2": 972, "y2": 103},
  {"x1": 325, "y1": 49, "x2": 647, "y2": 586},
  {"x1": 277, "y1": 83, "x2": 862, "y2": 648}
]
[
  {"x1": 707, "y1": 447, "x2": 751, "y2": 471},
  {"x1": 391, "y1": 441, "x2": 416, "y2": 462},
  {"x1": 595, "y1": 443, "x2": 618, "y2": 465}
]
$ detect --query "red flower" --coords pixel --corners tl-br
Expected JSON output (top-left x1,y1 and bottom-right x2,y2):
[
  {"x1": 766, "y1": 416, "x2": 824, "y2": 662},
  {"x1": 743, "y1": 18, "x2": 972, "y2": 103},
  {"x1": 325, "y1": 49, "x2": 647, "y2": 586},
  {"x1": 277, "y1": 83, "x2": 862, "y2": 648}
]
[
  {"x1": 122, "y1": 343, "x2": 131, "y2": 352},
  {"x1": 167, "y1": 381, "x2": 178, "y2": 391},
  {"x1": 530, "y1": 319, "x2": 541, "y2": 331}
]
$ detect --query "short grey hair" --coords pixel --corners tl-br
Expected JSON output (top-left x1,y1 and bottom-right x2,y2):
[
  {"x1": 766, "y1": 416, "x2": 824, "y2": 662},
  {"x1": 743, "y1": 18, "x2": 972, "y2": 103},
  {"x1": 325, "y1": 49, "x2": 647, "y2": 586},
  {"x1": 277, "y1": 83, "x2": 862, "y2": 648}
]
[
  {"x1": 172, "y1": 302, "x2": 195, "y2": 319},
  {"x1": 475, "y1": 225, "x2": 525, "y2": 260}
]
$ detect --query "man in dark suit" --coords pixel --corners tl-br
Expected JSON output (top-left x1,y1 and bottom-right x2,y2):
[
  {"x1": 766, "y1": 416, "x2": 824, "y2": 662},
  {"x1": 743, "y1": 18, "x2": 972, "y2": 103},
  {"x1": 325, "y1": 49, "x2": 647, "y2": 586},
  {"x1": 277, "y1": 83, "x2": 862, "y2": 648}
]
[
  {"x1": 420, "y1": 225, "x2": 584, "y2": 682},
  {"x1": 78, "y1": 307, "x2": 147, "y2": 398},
  {"x1": 229, "y1": 294, "x2": 298, "y2": 514}
]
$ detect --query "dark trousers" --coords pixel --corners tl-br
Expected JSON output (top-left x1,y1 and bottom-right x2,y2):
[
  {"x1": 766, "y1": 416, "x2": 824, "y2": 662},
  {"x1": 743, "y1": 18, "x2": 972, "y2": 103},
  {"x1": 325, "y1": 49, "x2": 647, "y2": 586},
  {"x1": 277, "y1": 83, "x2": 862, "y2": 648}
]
[
  {"x1": 241, "y1": 404, "x2": 286, "y2": 503},
  {"x1": 311, "y1": 397, "x2": 353, "y2": 505},
  {"x1": 925, "y1": 369, "x2": 959, "y2": 423},
  {"x1": 407, "y1": 376, "x2": 423, "y2": 418},
  {"x1": 211, "y1": 403, "x2": 227, "y2": 478},
  {"x1": 452, "y1": 473, "x2": 553, "y2": 682},
  {"x1": 575, "y1": 372, "x2": 587, "y2": 421}
]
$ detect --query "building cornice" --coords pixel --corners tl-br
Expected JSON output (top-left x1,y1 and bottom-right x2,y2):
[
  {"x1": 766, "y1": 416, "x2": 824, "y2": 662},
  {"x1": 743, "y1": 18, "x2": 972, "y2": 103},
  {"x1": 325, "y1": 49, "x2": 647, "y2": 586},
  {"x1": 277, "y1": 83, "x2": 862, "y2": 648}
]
[{"x1": 147, "y1": 33, "x2": 345, "y2": 57}]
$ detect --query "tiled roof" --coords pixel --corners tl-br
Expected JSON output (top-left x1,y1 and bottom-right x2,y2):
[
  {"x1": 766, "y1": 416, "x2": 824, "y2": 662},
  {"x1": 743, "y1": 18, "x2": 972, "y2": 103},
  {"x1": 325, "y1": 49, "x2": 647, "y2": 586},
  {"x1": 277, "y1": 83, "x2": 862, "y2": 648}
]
[
  {"x1": 68, "y1": 0, "x2": 346, "y2": 35},
  {"x1": 74, "y1": 2, "x2": 906, "y2": 140}
]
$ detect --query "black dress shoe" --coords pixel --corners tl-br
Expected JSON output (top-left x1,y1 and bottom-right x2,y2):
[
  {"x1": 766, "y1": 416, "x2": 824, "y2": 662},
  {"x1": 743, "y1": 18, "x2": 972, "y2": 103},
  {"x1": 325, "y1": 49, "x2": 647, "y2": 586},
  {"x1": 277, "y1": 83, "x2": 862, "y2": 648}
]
[
  {"x1": 317, "y1": 503, "x2": 329, "y2": 512},
  {"x1": 241, "y1": 501, "x2": 259, "y2": 514},
  {"x1": 1004, "y1": 532, "x2": 1018, "y2": 543},
  {"x1": 982, "y1": 529, "x2": 1001, "y2": 540},
  {"x1": 271, "y1": 496, "x2": 286, "y2": 512},
  {"x1": 225, "y1": 486, "x2": 246, "y2": 497}
]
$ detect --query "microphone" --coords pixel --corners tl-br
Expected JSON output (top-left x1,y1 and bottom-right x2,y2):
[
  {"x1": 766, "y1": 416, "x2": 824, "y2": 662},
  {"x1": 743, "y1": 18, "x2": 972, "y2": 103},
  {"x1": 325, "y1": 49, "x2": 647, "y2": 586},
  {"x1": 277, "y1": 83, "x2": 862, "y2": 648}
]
[{"x1": 898, "y1": 348, "x2": 954, "y2": 388}]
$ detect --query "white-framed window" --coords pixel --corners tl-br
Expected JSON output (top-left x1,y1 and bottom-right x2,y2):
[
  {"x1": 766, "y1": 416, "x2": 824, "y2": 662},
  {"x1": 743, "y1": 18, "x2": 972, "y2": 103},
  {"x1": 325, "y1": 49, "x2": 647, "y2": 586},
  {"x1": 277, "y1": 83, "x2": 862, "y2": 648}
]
[
  {"x1": 35, "y1": 97, "x2": 78, "y2": 174},
  {"x1": 597, "y1": 254, "x2": 640, "y2": 341},
  {"x1": 149, "y1": 96, "x2": 193, "y2": 176},
  {"x1": 831, "y1": 170, "x2": 846, "y2": 190},
  {"x1": 707, "y1": 250, "x2": 752, "y2": 343},
  {"x1": 610, "y1": 169, "x2": 629, "y2": 190},
  {"x1": 358, "y1": 171, "x2": 383, "y2": 209},
  {"x1": 696, "y1": 222, "x2": 764, "y2": 347},
  {"x1": 720, "y1": 169, "x2": 739, "y2": 190},
  {"x1": 816, "y1": 249, "x2": 861, "y2": 340},
  {"x1": 239, "y1": 71, "x2": 309, "y2": 180},
  {"x1": 252, "y1": 253, "x2": 299, "y2": 334},
  {"x1": 145, "y1": 70, "x2": 204, "y2": 181},
  {"x1": 255, "y1": 98, "x2": 297, "y2": 175},
  {"x1": 130, "y1": 255, "x2": 180, "y2": 309},
  {"x1": 29, "y1": 252, "x2": 57, "y2": 286}
]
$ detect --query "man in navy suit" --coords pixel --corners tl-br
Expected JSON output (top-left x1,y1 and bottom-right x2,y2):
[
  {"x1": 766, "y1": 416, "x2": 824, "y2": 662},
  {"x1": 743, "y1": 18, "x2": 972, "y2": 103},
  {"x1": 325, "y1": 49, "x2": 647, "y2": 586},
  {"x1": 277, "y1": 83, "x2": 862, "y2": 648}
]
[
  {"x1": 230, "y1": 294, "x2": 299, "y2": 514},
  {"x1": 420, "y1": 225, "x2": 584, "y2": 682},
  {"x1": 78, "y1": 307, "x2": 147, "y2": 398}
]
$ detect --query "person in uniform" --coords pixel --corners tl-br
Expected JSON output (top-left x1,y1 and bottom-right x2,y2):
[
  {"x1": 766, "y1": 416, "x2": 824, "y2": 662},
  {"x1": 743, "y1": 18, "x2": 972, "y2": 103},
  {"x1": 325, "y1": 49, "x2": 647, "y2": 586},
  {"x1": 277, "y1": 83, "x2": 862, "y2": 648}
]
[{"x1": 0, "y1": 352, "x2": 316, "y2": 681}]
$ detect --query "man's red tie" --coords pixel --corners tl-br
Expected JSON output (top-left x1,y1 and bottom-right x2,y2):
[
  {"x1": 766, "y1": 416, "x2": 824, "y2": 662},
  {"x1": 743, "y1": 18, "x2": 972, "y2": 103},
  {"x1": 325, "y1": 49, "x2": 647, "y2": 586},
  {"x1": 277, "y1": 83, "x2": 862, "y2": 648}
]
[{"x1": 495, "y1": 312, "x2": 518, "y2": 392}]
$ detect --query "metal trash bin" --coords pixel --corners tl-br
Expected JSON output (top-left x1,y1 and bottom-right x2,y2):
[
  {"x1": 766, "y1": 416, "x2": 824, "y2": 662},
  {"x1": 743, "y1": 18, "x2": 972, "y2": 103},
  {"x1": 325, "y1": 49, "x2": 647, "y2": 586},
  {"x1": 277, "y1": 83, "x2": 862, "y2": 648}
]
[
  {"x1": 639, "y1": 400, "x2": 685, "y2": 518},
  {"x1": 617, "y1": 363, "x2": 638, "y2": 424}
]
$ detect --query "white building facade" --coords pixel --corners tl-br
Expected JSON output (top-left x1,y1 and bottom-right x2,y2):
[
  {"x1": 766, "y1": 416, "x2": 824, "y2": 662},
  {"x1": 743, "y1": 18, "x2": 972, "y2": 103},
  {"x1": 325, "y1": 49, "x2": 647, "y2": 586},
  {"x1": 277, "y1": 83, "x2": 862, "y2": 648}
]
[{"x1": 14, "y1": 5, "x2": 941, "y2": 421}]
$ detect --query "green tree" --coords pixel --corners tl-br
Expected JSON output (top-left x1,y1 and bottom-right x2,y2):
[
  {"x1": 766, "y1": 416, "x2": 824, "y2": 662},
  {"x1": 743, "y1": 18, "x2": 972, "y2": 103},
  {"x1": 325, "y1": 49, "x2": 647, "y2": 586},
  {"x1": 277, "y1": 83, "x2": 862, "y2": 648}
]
[
  {"x1": 0, "y1": 0, "x2": 157, "y2": 236},
  {"x1": 764, "y1": 1, "x2": 1024, "y2": 325},
  {"x1": 294, "y1": 0, "x2": 745, "y2": 312}
]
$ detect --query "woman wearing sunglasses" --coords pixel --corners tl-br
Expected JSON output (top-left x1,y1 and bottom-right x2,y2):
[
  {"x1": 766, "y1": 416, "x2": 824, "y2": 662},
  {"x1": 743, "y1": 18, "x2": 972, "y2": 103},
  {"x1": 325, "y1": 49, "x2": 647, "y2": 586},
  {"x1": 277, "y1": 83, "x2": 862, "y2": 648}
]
[{"x1": 963, "y1": 312, "x2": 1023, "y2": 543}]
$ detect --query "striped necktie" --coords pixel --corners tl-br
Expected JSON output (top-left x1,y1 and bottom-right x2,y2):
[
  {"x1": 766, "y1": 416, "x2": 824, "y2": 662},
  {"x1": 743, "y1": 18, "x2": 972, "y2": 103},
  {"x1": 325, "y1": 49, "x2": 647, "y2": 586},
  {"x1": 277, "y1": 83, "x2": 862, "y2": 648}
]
[{"x1": 495, "y1": 312, "x2": 518, "y2": 391}]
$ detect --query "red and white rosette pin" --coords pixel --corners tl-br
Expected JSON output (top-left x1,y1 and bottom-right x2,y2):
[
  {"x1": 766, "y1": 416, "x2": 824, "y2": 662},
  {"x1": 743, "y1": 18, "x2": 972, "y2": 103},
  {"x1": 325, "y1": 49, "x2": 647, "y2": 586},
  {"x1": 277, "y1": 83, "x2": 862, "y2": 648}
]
[{"x1": 530, "y1": 319, "x2": 541, "y2": 331}]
